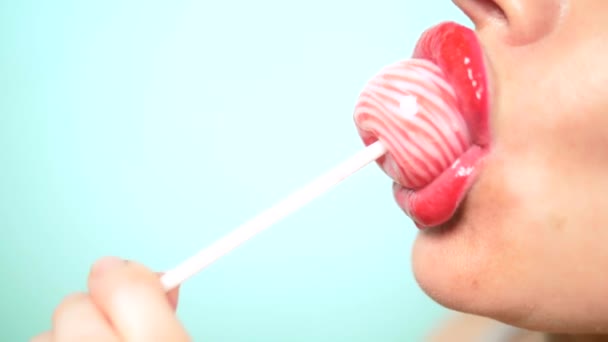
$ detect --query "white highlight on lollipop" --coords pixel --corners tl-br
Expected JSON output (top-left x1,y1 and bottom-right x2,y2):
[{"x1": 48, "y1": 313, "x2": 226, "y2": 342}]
[
  {"x1": 398, "y1": 95, "x2": 418, "y2": 119},
  {"x1": 160, "y1": 139, "x2": 389, "y2": 291}
]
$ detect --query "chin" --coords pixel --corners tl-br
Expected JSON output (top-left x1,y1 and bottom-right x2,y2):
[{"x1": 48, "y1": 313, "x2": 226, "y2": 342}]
[
  {"x1": 410, "y1": 161, "x2": 608, "y2": 334},
  {"x1": 410, "y1": 155, "x2": 534, "y2": 329}
]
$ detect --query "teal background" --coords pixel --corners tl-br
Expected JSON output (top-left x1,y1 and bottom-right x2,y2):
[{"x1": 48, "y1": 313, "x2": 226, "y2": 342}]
[{"x1": 2, "y1": 1, "x2": 469, "y2": 340}]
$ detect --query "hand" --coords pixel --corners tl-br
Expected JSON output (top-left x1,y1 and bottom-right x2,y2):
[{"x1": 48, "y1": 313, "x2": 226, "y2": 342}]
[{"x1": 32, "y1": 257, "x2": 190, "y2": 342}]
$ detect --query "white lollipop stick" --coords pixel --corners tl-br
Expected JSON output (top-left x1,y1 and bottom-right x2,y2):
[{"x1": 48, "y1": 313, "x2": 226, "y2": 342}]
[{"x1": 160, "y1": 140, "x2": 387, "y2": 291}]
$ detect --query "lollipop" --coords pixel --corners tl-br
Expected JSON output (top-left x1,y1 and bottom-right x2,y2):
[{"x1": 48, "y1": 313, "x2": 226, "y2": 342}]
[
  {"x1": 160, "y1": 21, "x2": 490, "y2": 291},
  {"x1": 354, "y1": 58, "x2": 469, "y2": 190},
  {"x1": 159, "y1": 59, "x2": 462, "y2": 291}
]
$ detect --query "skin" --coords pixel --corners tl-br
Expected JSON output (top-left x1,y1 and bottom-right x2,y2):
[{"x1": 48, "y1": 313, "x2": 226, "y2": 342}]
[
  {"x1": 412, "y1": 0, "x2": 608, "y2": 339},
  {"x1": 32, "y1": 1, "x2": 608, "y2": 341},
  {"x1": 31, "y1": 257, "x2": 190, "y2": 342}
]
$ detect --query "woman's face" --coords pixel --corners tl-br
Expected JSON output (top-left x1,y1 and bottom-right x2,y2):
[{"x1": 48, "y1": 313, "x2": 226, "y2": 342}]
[{"x1": 411, "y1": 0, "x2": 608, "y2": 333}]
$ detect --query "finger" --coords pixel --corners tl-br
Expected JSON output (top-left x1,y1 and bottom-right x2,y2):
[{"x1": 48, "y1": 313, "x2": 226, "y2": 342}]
[
  {"x1": 30, "y1": 331, "x2": 52, "y2": 342},
  {"x1": 88, "y1": 257, "x2": 190, "y2": 342},
  {"x1": 156, "y1": 272, "x2": 180, "y2": 311},
  {"x1": 51, "y1": 292, "x2": 119, "y2": 342}
]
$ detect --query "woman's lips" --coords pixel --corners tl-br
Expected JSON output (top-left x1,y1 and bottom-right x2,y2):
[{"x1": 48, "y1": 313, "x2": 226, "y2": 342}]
[
  {"x1": 399, "y1": 21, "x2": 491, "y2": 229},
  {"x1": 354, "y1": 22, "x2": 491, "y2": 229}
]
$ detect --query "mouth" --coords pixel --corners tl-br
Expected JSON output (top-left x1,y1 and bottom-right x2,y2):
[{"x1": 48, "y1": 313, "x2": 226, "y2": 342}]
[{"x1": 354, "y1": 22, "x2": 491, "y2": 229}]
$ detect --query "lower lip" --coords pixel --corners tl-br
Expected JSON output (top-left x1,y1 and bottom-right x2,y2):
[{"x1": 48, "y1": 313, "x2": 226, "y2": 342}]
[{"x1": 362, "y1": 22, "x2": 492, "y2": 229}]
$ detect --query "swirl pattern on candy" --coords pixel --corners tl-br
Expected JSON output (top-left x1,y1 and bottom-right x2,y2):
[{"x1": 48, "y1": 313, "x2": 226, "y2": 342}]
[{"x1": 354, "y1": 59, "x2": 470, "y2": 190}]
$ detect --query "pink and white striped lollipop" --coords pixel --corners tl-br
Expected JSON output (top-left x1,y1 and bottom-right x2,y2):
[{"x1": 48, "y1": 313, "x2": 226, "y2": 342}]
[
  {"x1": 354, "y1": 59, "x2": 470, "y2": 191},
  {"x1": 159, "y1": 59, "x2": 465, "y2": 291}
]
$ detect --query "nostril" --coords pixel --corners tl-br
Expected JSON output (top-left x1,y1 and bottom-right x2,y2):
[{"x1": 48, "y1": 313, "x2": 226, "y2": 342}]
[
  {"x1": 456, "y1": 0, "x2": 565, "y2": 45},
  {"x1": 453, "y1": 0, "x2": 507, "y2": 29},
  {"x1": 472, "y1": 0, "x2": 507, "y2": 21}
]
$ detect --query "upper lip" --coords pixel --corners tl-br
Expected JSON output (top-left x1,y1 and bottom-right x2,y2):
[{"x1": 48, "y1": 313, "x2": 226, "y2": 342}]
[{"x1": 413, "y1": 22, "x2": 492, "y2": 150}]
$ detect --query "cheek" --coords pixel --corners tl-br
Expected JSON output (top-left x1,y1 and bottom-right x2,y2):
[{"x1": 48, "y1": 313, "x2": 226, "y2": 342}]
[{"x1": 490, "y1": 36, "x2": 608, "y2": 168}]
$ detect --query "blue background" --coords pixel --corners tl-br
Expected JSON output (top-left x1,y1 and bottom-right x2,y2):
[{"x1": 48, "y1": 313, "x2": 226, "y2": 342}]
[{"x1": 1, "y1": 1, "x2": 468, "y2": 340}]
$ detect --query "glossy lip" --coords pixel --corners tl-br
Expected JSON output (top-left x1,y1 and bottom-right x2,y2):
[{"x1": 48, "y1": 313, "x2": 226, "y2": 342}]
[{"x1": 393, "y1": 21, "x2": 492, "y2": 229}]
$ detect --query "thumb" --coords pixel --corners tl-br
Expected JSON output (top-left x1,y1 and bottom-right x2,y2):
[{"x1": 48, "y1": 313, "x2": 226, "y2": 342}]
[{"x1": 88, "y1": 257, "x2": 191, "y2": 342}]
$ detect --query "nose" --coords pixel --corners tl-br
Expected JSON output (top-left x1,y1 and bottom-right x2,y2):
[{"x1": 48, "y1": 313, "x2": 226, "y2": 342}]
[{"x1": 452, "y1": 0, "x2": 566, "y2": 45}]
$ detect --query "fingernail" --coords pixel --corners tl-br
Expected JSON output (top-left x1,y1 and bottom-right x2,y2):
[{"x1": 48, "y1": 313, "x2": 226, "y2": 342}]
[{"x1": 92, "y1": 256, "x2": 126, "y2": 275}]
